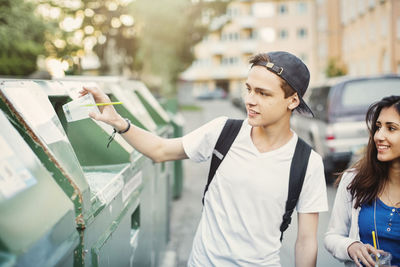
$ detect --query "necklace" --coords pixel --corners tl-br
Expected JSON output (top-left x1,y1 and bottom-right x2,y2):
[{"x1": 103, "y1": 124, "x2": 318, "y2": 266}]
[
  {"x1": 373, "y1": 199, "x2": 381, "y2": 250},
  {"x1": 385, "y1": 188, "x2": 400, "y2": 216}
]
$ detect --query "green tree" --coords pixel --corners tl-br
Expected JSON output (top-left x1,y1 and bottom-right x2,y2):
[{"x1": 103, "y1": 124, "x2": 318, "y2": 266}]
[
  {"x1": 0, "y1": 0, "x2": 47, "y2": 76},
  {"x1": 131, "y1": 0, "x2": 229, "y2": 96},
  {"x1": 325, "y1": 57, "x2": 347, "y2": 78},
  {"x1": 35, "y1": 0, "x2": 137, "y2": 74}
]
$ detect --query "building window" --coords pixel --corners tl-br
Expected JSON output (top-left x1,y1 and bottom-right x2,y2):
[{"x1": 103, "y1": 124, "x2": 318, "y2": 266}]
[
  {"x1": 231, "y1": 57, "x2": 238, "y2": 65},
  {"x1": 369, "y1": 23, "x2": 375, "y2": 41},
  {"x1": 278, "y1": 4, "x2": 288, "y2": 15},
  {"x1": 297, "y1": 2, "x2": 307, "y2": 14},
  {"x1": 227, "y1": 7, "x2": 240, "y2": 17},
  {"x1": 318, "y1": 44, "x2": 327, "y2": 58},
  {"x1": 227, "y1": 7, "x2": 232, "y2": 17},
  {"x1": 397, "y1": 18, "x2": 400, "y2": 39},
  {"x1": 382, "y1": 17, "x2": 388, "y2": 37},
  {"x1": 341, "y1": 0, "x2": 349, "y2": 24},
  {"x1": 318, "y1": 17, "x2": 327, "y2": 31},
  {"x1": 297, "y1": 28, "x2": 308, "y2": 39},
  {"x1": 383, "y1": 51, "x2": 390, "y2": 73},
  {"x1": 369, "y1": 0, "x2": 375, "y2": 8},
  {"x1": 371, "y1": 56, "x2": 378, "y2": 74},
  {"x1": 358, "y1": 0, "x2": 366, "y2": 15},
  {"x1": 278, "y1": 29, "x2": 288, "y2": 40},
  {"x1": 250, "y1": 30, "x2": 257, "y2": 40},
  {"x1": 221, "y1": 57, "x2": 239, "y2": 65},
  {"x1": 221, "y1": 33, "x2": 227, "y2": 41},
  {"x1": 226, "y1": 32, "x2": 240, "y2": 41}
]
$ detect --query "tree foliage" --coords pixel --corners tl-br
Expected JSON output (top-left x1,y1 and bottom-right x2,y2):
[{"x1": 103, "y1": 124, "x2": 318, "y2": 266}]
[
  {"x1": 0, "y1": 0, "x2": 47, "y2": 76},
  {"x1": 325, "y1": 57, "x2": 347, "y2": 78},
  {"x1": 0, "y1": 0, "x2": 228, "y2": 89},
  {"x1": 131, "y1": 0, "x2": 229, "y2": 95}
]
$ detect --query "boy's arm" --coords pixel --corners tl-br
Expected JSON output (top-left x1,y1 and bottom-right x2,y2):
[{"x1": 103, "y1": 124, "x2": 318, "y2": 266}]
[
  {"x1": 295, "y1": 212, "x2": 319, "y2": 267},
  {"x1": 81, "y1": 86, "x2": 188, "y2": 162},
  {"x1": 117, "y1": 122, "x2": 188, "y2": 162}
]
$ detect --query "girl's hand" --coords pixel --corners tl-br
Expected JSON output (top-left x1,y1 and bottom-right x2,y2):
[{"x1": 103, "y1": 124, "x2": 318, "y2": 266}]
[
  {"x1": 347, "y1": 242, "x2": 383, "y2": 267},
  {"x1": 79, "y1": 86, "x2": 126, "y2": 131}
]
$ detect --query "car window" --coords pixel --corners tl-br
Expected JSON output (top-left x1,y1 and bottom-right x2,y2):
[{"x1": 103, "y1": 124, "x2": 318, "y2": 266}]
[
  {"x1": 308, "y1": 86, "x2": 330, "y2": 120},
  {"x1": 342, "y1": 78, "x2": 400, "y2": 107},
  {"x1": 330, "y1": 77, "x2": 400, "y2": 119}
]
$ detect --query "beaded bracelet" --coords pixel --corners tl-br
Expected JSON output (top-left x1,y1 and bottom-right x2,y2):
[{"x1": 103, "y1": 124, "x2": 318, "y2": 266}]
[{"x1": 107, "y1": 118, "x2": 131, "y2": 148}]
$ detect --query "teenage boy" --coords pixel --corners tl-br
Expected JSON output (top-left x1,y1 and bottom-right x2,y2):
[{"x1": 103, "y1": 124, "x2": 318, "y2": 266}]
[{"x1": 81, "y1": 51, "x2": 328, "y2": 266}]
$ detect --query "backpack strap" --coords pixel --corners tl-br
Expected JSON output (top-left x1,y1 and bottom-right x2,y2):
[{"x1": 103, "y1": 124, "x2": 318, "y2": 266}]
[
  {"x1": 279, "y1": 137, "x2": 312, "y2": 241},
  {"x1": 202, "y1": 119, "x2": 244, "y2": 205}
]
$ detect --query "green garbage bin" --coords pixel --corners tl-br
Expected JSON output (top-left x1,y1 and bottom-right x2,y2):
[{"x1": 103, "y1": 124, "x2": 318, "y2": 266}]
[
  {"x1": 0, "y1": 109, "x2": 79, "y2": 267},
  {"x1": 0, "y1": 80, "x2": 149, "y2": 266},
  {"x1": 51, "y1": 78, "x2": 174, "y2": 266},
  {"x1": 118, "y1": 79, "x2": 176, "y2": 250},
  {"x1": 160, "y1": 98, "x2": 185, "y2": 199}
]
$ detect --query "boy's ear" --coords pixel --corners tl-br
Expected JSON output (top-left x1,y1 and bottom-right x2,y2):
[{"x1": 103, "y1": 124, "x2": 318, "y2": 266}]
[{"x1": 288, "y1": 93, "x2": 300, "y2": 111}]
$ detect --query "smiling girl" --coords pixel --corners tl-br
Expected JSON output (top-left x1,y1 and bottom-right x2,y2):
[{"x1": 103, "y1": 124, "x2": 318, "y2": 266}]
[{"x1": 325, "y1": 95, "x2": 400, "y2": 267}]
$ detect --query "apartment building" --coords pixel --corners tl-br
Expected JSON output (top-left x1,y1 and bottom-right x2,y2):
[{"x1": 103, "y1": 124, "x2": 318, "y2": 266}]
[
  {"x1": 180, "y1": 0, "x2": 317, "y2": 100},
  {"x1": 314, "y1": 0, "x2": 342, "y2": 81},
  {"x1": 340, "y1": 0, "x2": 400, "y2": 76}
]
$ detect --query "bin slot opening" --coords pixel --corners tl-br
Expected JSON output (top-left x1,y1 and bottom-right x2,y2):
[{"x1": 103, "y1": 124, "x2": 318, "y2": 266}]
[
  {"x1": 131, "y1": 205, "x2": 140, "y2": 230},
  {"x1": 130, "y1": 205, "x2": 140, "y2": 250}
]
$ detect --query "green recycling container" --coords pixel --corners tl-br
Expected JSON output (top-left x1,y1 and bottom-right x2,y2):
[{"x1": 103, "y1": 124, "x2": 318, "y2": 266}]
[
  {"x1": 118, "y1": 79, "x2": 176, "y2": 247},
  {"x1": 0, "y1": 109, "x2": 79, "y2": 267},
  {"x1": 160, "y1": 98, "x2": 185, "y2": 199},
  {"x1": 52, "y1": 77, "x2": 174, "y2": 266},
  {"x1": 0, "y1": 79, "x2": 165, "y2": 266}
]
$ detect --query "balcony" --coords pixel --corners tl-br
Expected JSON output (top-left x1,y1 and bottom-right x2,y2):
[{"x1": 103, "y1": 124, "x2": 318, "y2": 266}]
[{"x1": 237, "y1": 16, "x2": 256, "y2": 29}]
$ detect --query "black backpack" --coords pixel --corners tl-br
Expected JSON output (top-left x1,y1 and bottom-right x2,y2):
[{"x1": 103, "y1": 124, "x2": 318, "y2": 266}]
[{"x1": 202, "y1": 119, "x2": 312, "y2": 241}]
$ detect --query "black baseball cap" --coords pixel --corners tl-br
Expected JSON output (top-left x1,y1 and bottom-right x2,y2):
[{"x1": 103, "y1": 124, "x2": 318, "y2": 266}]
[{"x1": 251, "y1": 51, "x2": 313, "y2": 116}]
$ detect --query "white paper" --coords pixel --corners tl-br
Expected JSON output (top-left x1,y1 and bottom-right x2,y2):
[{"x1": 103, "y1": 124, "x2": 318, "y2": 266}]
[{"x1": 62, "y1": 93, "x2": 100, "y2": 122}]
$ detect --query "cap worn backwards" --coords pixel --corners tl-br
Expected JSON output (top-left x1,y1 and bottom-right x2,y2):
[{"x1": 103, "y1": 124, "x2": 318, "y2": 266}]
[{"x1": 252, "y1": 51, "x2": 314, "y2": 116}]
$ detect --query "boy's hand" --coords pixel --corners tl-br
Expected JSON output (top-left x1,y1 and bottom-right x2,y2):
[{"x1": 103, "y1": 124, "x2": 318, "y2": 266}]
[{"x1": 79, "y1": 86, "x2": 126, "y2": 131}]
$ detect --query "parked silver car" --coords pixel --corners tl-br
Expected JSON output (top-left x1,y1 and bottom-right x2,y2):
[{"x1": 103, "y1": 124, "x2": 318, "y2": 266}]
[{"x1": 291, "y1": 75, "x2": 400, "y2": 182}]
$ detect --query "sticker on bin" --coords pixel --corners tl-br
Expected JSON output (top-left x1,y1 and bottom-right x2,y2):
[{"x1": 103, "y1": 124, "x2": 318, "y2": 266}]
[{"x1": 62, "y1": 93, "x2": 100, "y2": 122}]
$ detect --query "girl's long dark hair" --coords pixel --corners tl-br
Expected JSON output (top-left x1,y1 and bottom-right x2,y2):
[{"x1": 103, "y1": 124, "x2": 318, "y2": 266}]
[{"x1": 343, "y1": 95, "x2": 400, "y2": 208}]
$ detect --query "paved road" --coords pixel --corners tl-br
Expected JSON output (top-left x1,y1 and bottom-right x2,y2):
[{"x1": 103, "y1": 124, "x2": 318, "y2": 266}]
[{"x1": 168, "y1": 99, "x2": 340, "y2": 267}]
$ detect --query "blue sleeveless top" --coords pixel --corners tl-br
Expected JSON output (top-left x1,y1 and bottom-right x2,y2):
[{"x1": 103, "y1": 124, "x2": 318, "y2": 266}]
[{"x1": 359, "y1": 198, "x2": 400, "y2": 266}]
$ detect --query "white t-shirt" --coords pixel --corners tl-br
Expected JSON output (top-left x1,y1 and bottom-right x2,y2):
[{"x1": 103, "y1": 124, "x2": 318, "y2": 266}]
[{"x1": 182, "y1": 117, "x2": 328, "y2": 267}]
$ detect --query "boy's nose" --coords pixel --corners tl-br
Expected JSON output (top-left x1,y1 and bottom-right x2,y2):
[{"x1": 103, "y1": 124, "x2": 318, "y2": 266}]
[{"x1": 245, "y1": 92, "x2": 256, "y2": 106}]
